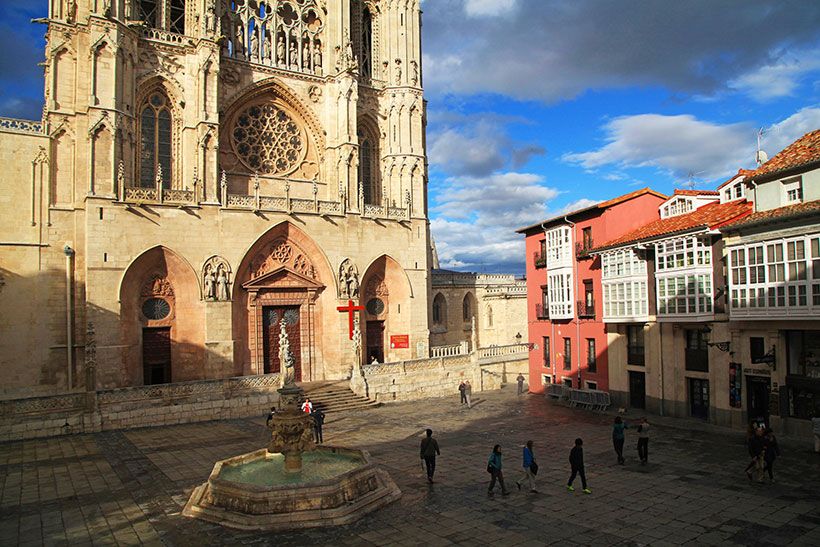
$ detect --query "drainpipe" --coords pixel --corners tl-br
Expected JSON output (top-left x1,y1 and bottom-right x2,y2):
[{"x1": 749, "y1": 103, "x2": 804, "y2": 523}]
[
  {"x1": 564, "y1": 216, "x2": 581, "y2": 388},
  {"x1": 749, "y1": 180, "x2": 759, "y2": 213},
  {"x1": 658, "y1": 323, "x2": 665, "y2": 416},
  {"x1": 64, "y1": 244, "x2": 75, "y2": 391}
]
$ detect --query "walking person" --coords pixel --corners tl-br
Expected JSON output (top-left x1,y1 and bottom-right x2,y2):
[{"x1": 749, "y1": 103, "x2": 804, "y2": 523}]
[
  {"x1": 637, "y1": 417, "x2": 650, "y2": 465},
  {"x1": 567, "y1": 438, "x2": 591, "y2": 494},
  {"x1": 612, "y1": 416, "x2": 628, "y2": 464},
  {"x1": 458, "y1": 381, "x2": 467, "y2": 405},
  {"x1": 312, "y1": 409, "x2": 325, "y2": 444},
  {"x1": 487, "y1": 444, "x2": 509, "y2": 496},
  {"x1": 464, "y1": 380, "x2": 473, "y2": 409},
  {"x1": 515, "y1": 440, "x2": 538, "y2": 493},
  {"x1": 762, "y1": 428, "x2": 780, "y2": 483},
  {"x1": 745, "y1": 426, "x2": 765, "y2": 482},
  {"x1": 419, "y1": 429, "x2": 440, "y2": 483},
  {"x1": 517, "y1": 373, "x2": 526, "y2": 395}
]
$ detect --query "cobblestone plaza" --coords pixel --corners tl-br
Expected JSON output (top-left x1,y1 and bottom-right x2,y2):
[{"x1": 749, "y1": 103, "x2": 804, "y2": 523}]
[{"x1": 2, "y1": 389, "x2": 820, "y2": 546}]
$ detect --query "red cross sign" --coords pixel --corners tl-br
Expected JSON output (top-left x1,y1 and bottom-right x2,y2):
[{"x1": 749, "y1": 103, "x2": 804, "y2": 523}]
[{"x1": 337, "y1": 299, "x2": 364, "y2": 340}]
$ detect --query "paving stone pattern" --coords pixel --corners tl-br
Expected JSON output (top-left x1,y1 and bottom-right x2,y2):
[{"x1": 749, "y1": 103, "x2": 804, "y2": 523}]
[{"x1": 1, "y1": 389, "x2": 820, "y2": 546}]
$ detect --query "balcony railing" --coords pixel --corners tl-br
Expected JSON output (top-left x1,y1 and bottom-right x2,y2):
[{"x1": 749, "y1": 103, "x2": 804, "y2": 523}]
[
  {"x1": 533, "y1": 250, "x2": 546, "y2": 269},
  {"x1": 577, "y1": 299, "x2": 596, "y2": 319},
  {"x1": 535, "y1": 303, "x2": 550, "y2": 320},
  {"x1": 576, "y1": 240, "x2": 594, "y2": 259}
]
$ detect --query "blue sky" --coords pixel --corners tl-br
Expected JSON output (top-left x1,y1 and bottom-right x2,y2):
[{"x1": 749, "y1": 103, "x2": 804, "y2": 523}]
[{"x1": 2, "y1": 1, "x2": 820, "y2": 274}]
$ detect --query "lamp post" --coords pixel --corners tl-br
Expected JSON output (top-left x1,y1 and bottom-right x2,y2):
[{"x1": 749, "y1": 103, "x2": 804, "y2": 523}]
[{"x1": 515, "y1": 332, "x2": 522, "y2": 345}]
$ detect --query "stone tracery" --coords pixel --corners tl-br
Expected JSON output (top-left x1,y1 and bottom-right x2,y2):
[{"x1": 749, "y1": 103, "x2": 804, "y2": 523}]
[
  {"x1": 248, "y1": 238, "x2": 317, "y2": 280},
  {"x1": 231, "y1": 103, "x2": 306, "y2": 175}
]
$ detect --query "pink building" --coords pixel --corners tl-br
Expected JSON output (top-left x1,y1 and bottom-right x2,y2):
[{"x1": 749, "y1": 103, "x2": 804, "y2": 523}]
[{"x1": 517, "y1": 189, "x2": 666, "y2": 393}]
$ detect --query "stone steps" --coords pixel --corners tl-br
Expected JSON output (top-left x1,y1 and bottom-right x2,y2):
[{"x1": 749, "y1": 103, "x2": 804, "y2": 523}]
[{"x1": 302, "y1": 381, "x2": 380, "y2": 414}]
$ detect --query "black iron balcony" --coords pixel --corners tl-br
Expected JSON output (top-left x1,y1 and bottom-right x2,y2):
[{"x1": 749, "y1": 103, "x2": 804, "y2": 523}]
[
  {"x1": 535, "y1": 303, "x2": 550, "y2": 320},
  {"x1": 576, "y1": 240, "x2": 594, "y2": 259},
  {"x1": 577, "y1": 299, "x2": 596, "y2": 319},
  {"x1": 533, "y1": 250, "x2": 546, "y2": 269}
]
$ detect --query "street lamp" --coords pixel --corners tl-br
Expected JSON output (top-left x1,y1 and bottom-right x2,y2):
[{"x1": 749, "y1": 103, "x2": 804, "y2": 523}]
[{"x1": 515, "y1": 332, "x2": 522, "y2": 345}]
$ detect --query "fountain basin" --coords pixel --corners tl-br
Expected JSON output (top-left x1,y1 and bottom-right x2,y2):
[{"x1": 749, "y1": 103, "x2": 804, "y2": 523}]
[{"x1": 182, "y1": 446, "x2": 401, "y2": 531}]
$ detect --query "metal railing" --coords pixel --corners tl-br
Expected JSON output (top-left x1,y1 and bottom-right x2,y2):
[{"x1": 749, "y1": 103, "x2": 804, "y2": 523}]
[
  {"x1": 535, "y1": 303, "x2": 549, "y2": 320},
  {"x1": 577, "y1": 299, "x2": 596, "y2": 319},
  {"x1": 576, "y1": 240, "x2": 594, "y2": 258},
  {"x1": 533, "y1": 250, "x2": 546, "y2": 269}
]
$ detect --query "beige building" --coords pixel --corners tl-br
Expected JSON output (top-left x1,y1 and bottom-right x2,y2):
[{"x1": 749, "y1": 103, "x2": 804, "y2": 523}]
[
  {"x1": 0, "y1": 0, "x2": 431, "y2": 399},
  {"x1": 430, "y1": 269, "x2": 527, "y2": 351}
]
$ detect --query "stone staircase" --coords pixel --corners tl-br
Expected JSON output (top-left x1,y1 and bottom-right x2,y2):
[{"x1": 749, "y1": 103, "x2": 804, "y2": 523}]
[{"x1": 302, "y1": 381, "x2": 381, "y2": 414}]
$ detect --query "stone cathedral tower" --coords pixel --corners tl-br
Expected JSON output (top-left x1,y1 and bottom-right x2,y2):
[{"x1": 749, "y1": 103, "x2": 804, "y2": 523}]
[{"x1": 0, "y1": 0, "x2": 430, "y2": 397}]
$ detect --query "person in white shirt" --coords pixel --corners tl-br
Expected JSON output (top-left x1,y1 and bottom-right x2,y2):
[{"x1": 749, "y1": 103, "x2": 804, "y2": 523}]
[{"x1": 301, "y1": 398, "x2": 313, "y2": 414}]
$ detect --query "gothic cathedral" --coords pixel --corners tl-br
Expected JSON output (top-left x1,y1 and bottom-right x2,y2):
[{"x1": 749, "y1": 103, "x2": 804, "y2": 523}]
[{"x1": 0, "y1": 0, "x2": 430, "y2": 398}]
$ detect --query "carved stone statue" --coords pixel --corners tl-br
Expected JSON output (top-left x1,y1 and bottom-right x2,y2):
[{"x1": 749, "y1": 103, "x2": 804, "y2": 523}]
[
  {"x1": 276, "y1": 36, "x2": 286, "y2": 64},
  {"x1": 250, "y1": 28, "x2": 259, "y2": 60},
  {"x1": 204, "y1": 0, "x2": 217, "y2": 36},
  {"x1": 289, "y1": 42, "x2": 298, "y2": 69},
  {"x1": 302, "y1": 41, "x2": 310, "y2": 68},
  {"x1": 410, "y1": 60, "x2": 419, "y2": 85},
  {"x1": 339, "y1": 259, "x2": 360, "y2": 299},
  {"x1": 313, "y1": 43, "x2": 322, "y2": 74},
  {"x1": 279, "y1": 319, "x2": 296, "y2": 388},
  {"x1": 204, "y1": 269, "x2": 216, "y2": 300},
  {"x1": 216, "y1": 267, "x2": 230, "y2": 301},
  {"x1": 394, "y1": 59, "x2": 402, "y2": 85},
  {"x1": 235, "y1": 24, "x2": 245, "y2": 58}
]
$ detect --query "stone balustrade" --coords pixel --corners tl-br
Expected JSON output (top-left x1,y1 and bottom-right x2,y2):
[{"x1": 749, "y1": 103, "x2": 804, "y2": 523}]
[
  {"x1": 477, "y1": 343, "x2": 529, "y2": 360},
  {"x1": 430, "y1": 343, "x2": 467, "y2": 358},
  {"x1": 0, "y1": 116, "x2": 44, "y2": 135}
]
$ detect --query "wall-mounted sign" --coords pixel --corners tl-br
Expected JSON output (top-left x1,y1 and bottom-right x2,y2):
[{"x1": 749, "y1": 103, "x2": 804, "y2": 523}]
[{"x1": 390, "y1": 335, "x2": 409, "y2": 349}]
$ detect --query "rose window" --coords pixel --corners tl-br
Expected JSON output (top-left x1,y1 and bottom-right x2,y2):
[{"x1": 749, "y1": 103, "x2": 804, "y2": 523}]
[{"x1": 231, "y1": 103, "x2": 306, "y2": 175}]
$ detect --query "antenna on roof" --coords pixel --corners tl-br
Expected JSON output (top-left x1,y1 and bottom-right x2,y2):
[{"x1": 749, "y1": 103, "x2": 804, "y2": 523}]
[
  {"x1": 685, "y1": 170, "x2": 705, "y2": 190},
  {"x1": 755, "y1": 127, "x2": 768, "y2": 166}
]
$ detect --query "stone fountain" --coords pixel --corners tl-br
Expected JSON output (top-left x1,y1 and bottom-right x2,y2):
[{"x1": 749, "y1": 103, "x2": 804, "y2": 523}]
[{"x1": 183, "y1": 319, "x2": 400, "y2": 531}]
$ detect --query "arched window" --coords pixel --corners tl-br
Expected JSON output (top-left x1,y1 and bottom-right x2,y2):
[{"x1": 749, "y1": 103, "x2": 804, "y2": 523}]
[
  {"x1": 463, "y1": 294, "x2": 473, "y2": 322},
  {"x1": 139, "y1": 1, "x2": 186, "y2": 34},
  {"x1": 433, "y1": 293, "x2": 446, "y2": 325},
  {"x1": 361, "y1": 8, "x2": 372, "y2": 78},
  {"x1": 358, "y1": 123, "x2": 380, "y2": 205},
  {"x1": 487, "y1": 305, "x2": 493, "y2": 327},
  {"x1": 139, "y1": 91, "x2": 173, "y2": 188}
]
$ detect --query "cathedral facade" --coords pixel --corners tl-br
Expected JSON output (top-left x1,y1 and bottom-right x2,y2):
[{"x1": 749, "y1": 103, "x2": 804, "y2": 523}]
[{"x1": 0, "y1": 0, "x2": 430, "y2": 398}]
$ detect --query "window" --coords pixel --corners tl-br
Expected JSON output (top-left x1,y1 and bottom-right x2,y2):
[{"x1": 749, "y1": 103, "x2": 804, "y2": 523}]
[
  {"x1": 582, "y1": 227, "x2": 593, "y2": 251},
  {"x1": 139, "y1": 91, "x2": 172, "y2": 188},
  {"x1": 786, "y1": 330, "x2": 820, "y2": 379},
  {"x1": 655, "y1": 236, "x2": 711, "y2": 271},
  {"x1": 750, "y1": 337, "x2": 766, "y2": 364},
  {"x1": 548, "y1": 271, "x2": 574, "y2": 318},
  {"x1": 657, "y1": 274, "x2": 712, "y2": 315},
  {"x1": 661, "y1": 197, "x2": 694, "y2": 218},
  {"x1": 462, "y1": 294, "x2": 473, "y2": 322},
  {"x1": 486, "y1": 305, "x2": 493, "y2": 327},
  {"x1": 534, "y1": 239, "x2": 546, "y2": 268},
  {"x1": 545, "y1": 226, "x2": 572, "y2": 268},
  {"x1": 542, "y1": 337, "x2": 550, "y2": 368},
  {"x1": 563, "y1": 338, "x2": 571, "y2": 370},
  {"x1": 432, "y1": 293, "x2": 446, "y2": 325},
  {"x1": 361, "y1": 7, "x2": 373, "y2": 78},
  {"x1": 139, "y1": 1, "x2": 185, "y2": 34},
  {"x1": 783, "y1": 178, "x2": 803, "y2": 204},
  {"x1": 602, "y1": 249, "x2": 649, "y2": 320},
  {"x1": 580, "y1": 280, "x2": 594, "y2": 318},
  {"x1": 627, "y1": 325, "x2": 644, "y2": 366},
  {"x1": 728, "y1": 235, "x2": 820, "y2": 316},
  {"x1": 536, "y1": 285, "x2": 549, "y2": 319},
  {"x1": 586, "y1": 381, "x2": 598, "y2": 390},
  {"x1": 358, "y1": 124, "x2": 381, "y2": 205},
  {"x1": 563, "y1": 378, "x2": 573, "y2": 388},
  {"x1": 685, "y1": 330, "x2": 709, "y2": 372},
  {"x1": 586, "y1": 338, "x2": 596, "y2": 373}
]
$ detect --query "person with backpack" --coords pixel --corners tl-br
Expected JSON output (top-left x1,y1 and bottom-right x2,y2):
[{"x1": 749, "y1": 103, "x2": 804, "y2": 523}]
[
  {"x1": 515, "y1": 440, "x2": 538, "y2": 493},
  {"x1": 567, "y1": 438, "x2": 591, "y2": 494},
  {"x1": 487, "y1": 444, "x2": 509, "y2": 496}
]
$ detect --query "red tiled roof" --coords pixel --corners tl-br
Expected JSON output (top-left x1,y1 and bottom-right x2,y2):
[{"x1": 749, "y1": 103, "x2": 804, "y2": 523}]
[
  {"x1": 594, "y1": 200, "x2": 753, "y2": 251},
  {"x1": 672, "y1": 189, "x2": 719, "y2": 196},
  {"x1": 752, "y1": 129, "x2": 820, "y2": 180},
  {"x1": 516, "y1": 187, "x2": 667, "y2": 234},
  {"x1": 721, "y1": 199, "x2": 820, "y2": 231},
  {"x1": 716, "y1": 168, "x2": 753, "y2": 190}
]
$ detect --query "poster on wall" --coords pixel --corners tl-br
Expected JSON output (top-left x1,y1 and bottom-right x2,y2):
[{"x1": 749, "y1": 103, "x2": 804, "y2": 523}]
[
  {"x1": 390, "y1": 335, "x2": 409, "y2": 349},
  {"x1": 729, "y1": 363, "x2": 742, "y2": 408}
]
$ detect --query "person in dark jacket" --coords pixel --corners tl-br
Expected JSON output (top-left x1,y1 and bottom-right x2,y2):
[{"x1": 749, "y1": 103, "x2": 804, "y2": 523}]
[
  {"x1": 567, "y1": 438, "x2": 591, "y2": 494},
  {"x1": 458, "y1": 381, "x2": 467, "y2": 405},
  {"x1": 745, "y1": 426, "x2": 765, "y2": 481},
  {"x1": 266, "y1": 406, "x2": 277, "y2": 427},
  {"x1": 612, "y1": 416, "x2": 628, "y2": 464},
  {"x1": 762, "y1": 428, "x2": 780, "y2": 483},
  {"x1": 487, "y1": 444, "x2": 509, "y2": 496},
  {"x1": 419, "y1": 429, "x2": 441, "y2": 483},
  {"x1": 312, "y1": 409, "x2": 325, "y2": 444}
]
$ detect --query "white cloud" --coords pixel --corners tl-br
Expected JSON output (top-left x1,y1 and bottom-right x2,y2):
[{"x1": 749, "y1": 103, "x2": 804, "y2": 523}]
[
  {"x1": 430, "y1": 172, "x2": 560, "y2": 272},
  {"x1": 559, "y1": 198, "x2": 601, "y2": 215},
  {"x1": 729, "y1": 48, "x2": 820, "y2": 101},
  {"x1": 563, "y1": 114, "x2": 754, "y2": 179},
  {"x1": 760, "y1": 106, "x2": 820, "y2": 156},
  {"x1": 464, "y1": 0, "x2": 519, "y2": 17}
]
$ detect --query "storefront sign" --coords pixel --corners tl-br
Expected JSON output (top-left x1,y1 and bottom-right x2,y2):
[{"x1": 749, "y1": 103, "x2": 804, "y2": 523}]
[
  {"x1": 729, "y1": 362, "x2": 742, "y2": 408},
  {"x1": 390, "y1": 335, "x2": 409, "y2": 349}
]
